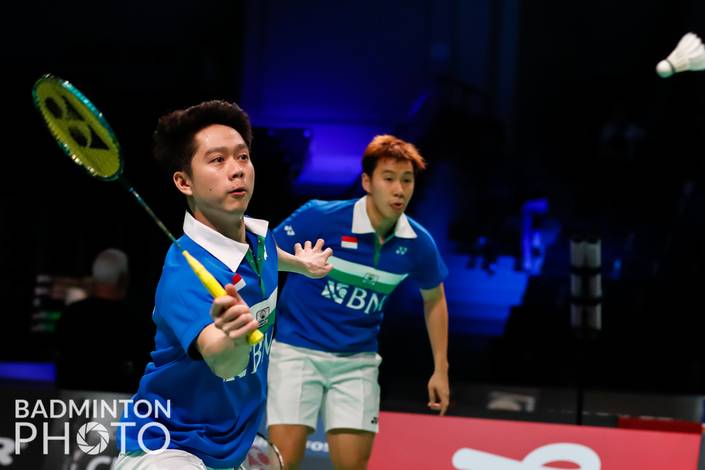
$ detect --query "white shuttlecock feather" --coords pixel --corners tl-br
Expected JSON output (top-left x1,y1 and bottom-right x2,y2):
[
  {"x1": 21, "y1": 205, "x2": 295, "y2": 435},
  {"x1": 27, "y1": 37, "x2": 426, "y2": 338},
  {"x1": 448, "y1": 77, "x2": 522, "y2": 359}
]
[{"x1": 656, "y1": 32, "x2": 705, "y2": 78}]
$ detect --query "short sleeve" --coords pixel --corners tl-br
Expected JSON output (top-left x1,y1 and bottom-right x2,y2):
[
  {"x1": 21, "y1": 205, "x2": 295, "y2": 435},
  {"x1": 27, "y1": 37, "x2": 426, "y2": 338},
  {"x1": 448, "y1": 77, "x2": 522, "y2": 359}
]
[
  {"x1": 154, "y1": 263, "x2": 213, "y2": 353},
  {"x1": 409, "y1": 234, "x2": 448, "y2": 290},
  {"x1": 273, "y1": 200, "x2": 321, "y2": 252}
]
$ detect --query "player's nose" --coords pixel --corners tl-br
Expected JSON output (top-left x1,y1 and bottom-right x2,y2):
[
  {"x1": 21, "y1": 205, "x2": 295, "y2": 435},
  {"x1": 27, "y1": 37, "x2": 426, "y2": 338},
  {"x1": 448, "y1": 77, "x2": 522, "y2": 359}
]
[{"x1": 228, "y1": 160, "x2": 245, "y2": 179}]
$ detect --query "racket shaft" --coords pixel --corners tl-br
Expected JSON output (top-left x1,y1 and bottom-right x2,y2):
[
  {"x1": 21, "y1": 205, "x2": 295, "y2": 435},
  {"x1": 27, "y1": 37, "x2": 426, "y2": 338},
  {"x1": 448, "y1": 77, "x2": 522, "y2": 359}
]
[
  {"x1": 182, "y1": 251, "x2": 264, "y2": 345},
  {"x1": 122, "y1": 181, "x2": 178, "y2": 245}
]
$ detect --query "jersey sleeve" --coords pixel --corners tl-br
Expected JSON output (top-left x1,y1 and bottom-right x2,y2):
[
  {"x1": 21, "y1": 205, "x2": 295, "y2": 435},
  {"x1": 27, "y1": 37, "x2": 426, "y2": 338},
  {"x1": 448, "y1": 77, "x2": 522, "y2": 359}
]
[
  {"x1": 153, "y1": 262, "x2": 213, "y2": 353},
  {"x1": 409, "y1": 233, "x2": 449, "y2": 290},
  {"x1": 273, "y1": 200, "x2": 321, "y2": 252}
]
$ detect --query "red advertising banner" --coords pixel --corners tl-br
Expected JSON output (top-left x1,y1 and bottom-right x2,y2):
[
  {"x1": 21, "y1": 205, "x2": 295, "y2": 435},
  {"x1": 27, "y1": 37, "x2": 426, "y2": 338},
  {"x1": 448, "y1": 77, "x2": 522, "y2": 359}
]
[{"x1": 369, "y1": 411, "x2": 701, "y2": 469}]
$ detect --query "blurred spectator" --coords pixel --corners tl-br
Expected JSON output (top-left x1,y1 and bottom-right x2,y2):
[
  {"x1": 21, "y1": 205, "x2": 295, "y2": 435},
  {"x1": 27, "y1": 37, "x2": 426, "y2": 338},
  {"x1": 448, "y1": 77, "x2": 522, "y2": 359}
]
[{"x1": 55, "y1": 248, "x2": 148, "y2": 393}]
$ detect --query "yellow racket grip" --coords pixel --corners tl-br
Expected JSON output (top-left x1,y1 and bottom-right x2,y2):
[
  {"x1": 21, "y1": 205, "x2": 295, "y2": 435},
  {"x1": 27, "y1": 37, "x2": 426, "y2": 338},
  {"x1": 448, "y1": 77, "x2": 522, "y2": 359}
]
[{"x1": 182, "y1": 250, "x2": 264, "y2": 345}]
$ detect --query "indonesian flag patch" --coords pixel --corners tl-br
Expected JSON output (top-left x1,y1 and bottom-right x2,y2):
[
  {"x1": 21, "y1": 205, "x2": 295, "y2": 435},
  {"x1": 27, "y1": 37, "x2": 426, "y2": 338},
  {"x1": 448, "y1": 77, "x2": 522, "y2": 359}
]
[
  {"x1": 232, "y1": 273, "x2": 246, "y2": 291},
  {"x1": 341, "y1": 235, "x2": 358, "y2": 249}
]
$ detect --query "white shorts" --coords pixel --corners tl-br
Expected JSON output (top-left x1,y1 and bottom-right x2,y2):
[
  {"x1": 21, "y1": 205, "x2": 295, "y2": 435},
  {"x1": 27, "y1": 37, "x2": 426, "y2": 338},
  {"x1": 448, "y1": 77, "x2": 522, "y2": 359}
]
[
  {"x1": 267, "y1": 340, "x2": 382, "y2": 433},
  {"x1": 113, "y1": 449, "x2": 238, "y2": 470}
]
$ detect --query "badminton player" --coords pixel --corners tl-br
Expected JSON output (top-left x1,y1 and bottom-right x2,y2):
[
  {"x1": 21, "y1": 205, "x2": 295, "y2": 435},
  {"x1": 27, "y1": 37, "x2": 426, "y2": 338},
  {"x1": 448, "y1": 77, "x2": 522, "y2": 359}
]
[
  {"x1": 115, "y1": 101, "x2": 332, "y2": 469},
  {"x1": 267, "y1": 135, "x2": 450, "y2": 469}
]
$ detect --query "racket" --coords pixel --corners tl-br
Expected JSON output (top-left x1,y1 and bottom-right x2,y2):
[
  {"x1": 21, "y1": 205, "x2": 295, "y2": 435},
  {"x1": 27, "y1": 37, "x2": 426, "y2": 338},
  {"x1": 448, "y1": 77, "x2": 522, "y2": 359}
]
[
  {"x1": 32, "y1": 74, "x2": 263, "y2": 345},
  {"x1": 240, "y1": 433, "x2": 284, "y2": 470}
]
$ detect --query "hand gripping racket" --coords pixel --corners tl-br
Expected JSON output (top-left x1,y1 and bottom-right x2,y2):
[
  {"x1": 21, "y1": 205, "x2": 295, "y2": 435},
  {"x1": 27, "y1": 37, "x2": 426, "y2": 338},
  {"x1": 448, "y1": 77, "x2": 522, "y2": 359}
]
[{"x1": 32, "y1": 74, "x2": 263, "y2": 345}]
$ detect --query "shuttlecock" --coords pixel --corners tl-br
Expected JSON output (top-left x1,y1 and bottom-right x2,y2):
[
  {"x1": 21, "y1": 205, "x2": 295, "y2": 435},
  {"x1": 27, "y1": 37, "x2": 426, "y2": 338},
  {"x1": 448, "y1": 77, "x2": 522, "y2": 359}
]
[{"x1": 656, "y1": 32, "x2": 705, "y2": 78}]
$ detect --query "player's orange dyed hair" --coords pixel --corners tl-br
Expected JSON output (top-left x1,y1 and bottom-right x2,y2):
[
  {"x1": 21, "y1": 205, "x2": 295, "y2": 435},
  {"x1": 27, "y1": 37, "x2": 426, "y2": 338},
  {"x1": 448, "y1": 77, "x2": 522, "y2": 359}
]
[{"x1": 361, "y1": 135, "x2": 427, "y2": 176}]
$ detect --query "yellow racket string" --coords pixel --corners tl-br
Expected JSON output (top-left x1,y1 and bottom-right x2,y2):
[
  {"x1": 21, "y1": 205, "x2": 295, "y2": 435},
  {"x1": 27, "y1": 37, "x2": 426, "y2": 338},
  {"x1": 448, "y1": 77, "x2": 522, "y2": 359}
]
[{"x1": 33, "y1": 77, "x2": 121, "y2": 180}]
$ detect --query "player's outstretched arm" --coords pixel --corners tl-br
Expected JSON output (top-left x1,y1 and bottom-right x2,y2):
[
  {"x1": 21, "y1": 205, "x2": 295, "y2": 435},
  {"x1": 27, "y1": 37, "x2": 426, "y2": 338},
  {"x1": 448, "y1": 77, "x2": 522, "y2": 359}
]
[
  {"x1": 277, "y1": 239, "x2": 333, "y2": 278},
  {"x1": 196, "y1": 283, "x2": 259, "y2": 379},
  {"x1": 421, "y1": 283, "x2": 450, "y2": 415}
]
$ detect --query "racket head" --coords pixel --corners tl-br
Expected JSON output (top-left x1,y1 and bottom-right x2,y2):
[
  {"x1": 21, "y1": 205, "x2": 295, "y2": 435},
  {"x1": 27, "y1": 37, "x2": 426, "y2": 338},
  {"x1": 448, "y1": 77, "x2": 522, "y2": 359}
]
[
  {"x1": 32, "y1": 74, "x2": 123, "y2": 181},
  {"x1": 240, "y1": 433, "x2": 284, "y2": 470}
]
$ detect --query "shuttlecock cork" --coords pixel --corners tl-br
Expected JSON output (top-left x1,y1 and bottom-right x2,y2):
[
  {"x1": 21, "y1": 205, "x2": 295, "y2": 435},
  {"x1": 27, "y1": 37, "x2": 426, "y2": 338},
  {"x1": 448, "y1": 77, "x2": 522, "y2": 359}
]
[{"x1": 656, "y1": 32, "x2": 705, "y2": 78}]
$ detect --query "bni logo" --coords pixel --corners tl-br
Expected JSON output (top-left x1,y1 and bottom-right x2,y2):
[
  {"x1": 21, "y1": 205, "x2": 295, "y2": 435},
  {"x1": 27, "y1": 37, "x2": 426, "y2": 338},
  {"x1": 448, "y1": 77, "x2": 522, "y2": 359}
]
[{"x1": 321, "y1": 281, "x2": 349, "y2": 304}]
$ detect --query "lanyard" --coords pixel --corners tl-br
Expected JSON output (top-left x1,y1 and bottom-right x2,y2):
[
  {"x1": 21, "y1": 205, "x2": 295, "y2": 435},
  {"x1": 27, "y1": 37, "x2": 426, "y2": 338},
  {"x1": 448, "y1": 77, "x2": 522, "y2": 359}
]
[
  {"x1": 373, "y1": 236, "x2": 382, "y2": 268},
  {"x1": 244, "y1": 235, "x2": 267, "y2": 297},
  {"x1": 373, "y1": 233, "x2": 395, "y2": 268}
]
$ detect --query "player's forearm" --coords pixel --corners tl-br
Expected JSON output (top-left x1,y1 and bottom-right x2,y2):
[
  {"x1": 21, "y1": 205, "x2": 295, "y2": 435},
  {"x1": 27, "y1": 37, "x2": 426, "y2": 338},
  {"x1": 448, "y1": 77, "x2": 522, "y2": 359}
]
[
  {"x1": 197, "y1": 325, "x2": 251, "y2": 379},
  {"x1": 205, "y1": 340, "x2": 251, "y2": 379},
  {"x1": 424, "y1": 297, "x2": 449, "y2": 373},
  {"x1": 276, "y1": 246, "x2": 307, "y2": 274}
]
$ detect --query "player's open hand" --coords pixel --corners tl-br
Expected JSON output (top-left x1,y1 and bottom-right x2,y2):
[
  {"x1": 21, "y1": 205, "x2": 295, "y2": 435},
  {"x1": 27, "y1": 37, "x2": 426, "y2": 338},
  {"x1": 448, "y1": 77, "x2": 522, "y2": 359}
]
[
  {"x1": 427, "y1": 370, "x2": 450, "y2": 415},
  {"x1": 294, "y1": 239, "x2": 333, "y2": 279},
  {"x1": 210, "y1": 283, "x2": 259, "y2": 340}
]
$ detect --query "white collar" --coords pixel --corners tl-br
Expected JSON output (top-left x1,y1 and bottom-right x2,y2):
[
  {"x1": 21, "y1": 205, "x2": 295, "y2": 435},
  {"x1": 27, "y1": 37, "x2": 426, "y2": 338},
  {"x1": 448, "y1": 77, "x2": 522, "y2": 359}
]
[
  {"x1": 351, "y1": 196, "x2": 417, "y2": 239},
  {"x1": 182, "y1": 212, "x2": 269, "y2": 272}
]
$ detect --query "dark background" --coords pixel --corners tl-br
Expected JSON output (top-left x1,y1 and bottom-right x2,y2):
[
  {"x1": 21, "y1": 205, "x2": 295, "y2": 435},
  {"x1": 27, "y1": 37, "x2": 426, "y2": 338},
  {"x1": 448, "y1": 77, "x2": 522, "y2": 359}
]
[{"x1": 3, "y1": 0, "x2": 705, "y2": 409}]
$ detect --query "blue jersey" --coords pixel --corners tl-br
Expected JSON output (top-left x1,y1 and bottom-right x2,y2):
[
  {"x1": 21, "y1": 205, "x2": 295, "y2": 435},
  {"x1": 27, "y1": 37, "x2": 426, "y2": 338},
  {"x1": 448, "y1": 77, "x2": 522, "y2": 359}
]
[
  {"x1": 119, "y1": 213, "x2": 278, "y2": 468},
  {"x1": 273, "y1": 197, "x2": 447, "y2": 353}
]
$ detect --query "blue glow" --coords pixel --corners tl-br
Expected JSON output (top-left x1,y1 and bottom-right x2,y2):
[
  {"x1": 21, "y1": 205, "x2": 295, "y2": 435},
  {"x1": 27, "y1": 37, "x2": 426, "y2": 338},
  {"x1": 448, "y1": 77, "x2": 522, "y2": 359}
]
[
  {"x1": 293, "y1": 123, "x2": 385, "y2": 190},
  {"x1": 0, "y1": 362, "x2": 56, "y2": 382},
  {"x1": 521, "y1": 198, "x2": 550, "y2": 273},
  {"x1": 444, "y1": 255, "x2": 529, "y2": 336},
  {"x1": 241, "y1": 3, "x2": 426, "y2": 192},
  {"x1": 391, "y1": 254, "x2": 528, "y2": 337}
]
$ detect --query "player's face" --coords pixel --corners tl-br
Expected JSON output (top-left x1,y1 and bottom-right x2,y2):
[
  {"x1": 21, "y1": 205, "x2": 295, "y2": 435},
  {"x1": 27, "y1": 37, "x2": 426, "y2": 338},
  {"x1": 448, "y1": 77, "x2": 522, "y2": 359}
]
[
  {"x1": 175, "y1": 124, "x2": 255, "y2": 220},
  {"x1": 362, "y1": 157, "x2": 415, "y2": 221}
]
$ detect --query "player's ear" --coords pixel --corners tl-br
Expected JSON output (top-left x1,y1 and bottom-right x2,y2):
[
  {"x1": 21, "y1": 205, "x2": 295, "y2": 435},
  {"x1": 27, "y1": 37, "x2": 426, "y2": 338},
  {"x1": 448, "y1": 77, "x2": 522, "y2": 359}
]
[
  {"x1": 361, "y1": 172, "x2": 371, "y2": 194},
  {"x1": 173, "y1": 171, "x2": 193, "y2": 196}
]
